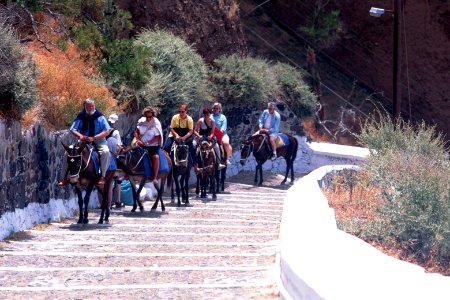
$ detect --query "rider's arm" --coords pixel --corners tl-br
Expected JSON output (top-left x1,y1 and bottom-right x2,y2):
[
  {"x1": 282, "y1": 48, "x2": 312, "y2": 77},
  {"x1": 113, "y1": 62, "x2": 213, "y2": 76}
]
[
  {"x1": 193, "y1": 120, "x2": 202, "y2": 139},
  {"x1": 258, "y1": 110, "x2": 267, "y2": 130},
  {"x1": 134, "y1": 128, "x2": 144, "y2": 146},
  {"x1": 208, "y1": 120, "x2": 216, "y2": 141}
]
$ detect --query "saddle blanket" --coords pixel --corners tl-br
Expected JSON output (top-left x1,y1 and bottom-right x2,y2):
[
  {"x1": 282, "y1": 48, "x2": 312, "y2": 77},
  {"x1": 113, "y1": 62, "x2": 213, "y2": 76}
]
[
  {"x1": 275, "y1": 133, "x2": 290, "y2": 148},
  {"x1": 139, "y1": 148, "x2": 169, "y2": 177},
  {"x1": 87, "y1": 144, "x2": 117, "y2": 175}
]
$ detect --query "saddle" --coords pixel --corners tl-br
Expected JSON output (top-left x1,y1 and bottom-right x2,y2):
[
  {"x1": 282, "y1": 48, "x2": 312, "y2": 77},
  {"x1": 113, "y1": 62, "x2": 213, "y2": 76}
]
[
  {"x1": 86, "y1": 144, "x2": 116, "y2": 175},
  {"x1": 136, "y1": 147, "x2": 169, "y2": 177}
]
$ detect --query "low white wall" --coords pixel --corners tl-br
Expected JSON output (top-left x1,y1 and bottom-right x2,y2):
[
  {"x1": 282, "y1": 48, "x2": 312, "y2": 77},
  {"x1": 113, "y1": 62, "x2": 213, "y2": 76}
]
[{"x1": 278, "y1": 165, "x2": 450, "y2": 300}]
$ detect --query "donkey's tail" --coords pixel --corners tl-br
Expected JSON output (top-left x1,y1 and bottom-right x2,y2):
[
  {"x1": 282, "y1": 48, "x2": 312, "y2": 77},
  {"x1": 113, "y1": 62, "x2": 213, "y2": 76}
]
[{"x1": 291, "y1": 135, "x2": 299, "y2": 162}]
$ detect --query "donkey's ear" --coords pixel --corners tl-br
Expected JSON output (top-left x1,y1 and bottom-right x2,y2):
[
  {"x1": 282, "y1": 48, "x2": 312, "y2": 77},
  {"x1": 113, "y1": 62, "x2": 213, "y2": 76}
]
[
  {"x1": 61, "y1": 142, "x2": 71, "y2": 153},
  {"x1": 77, "y1": 142, "x2": 86, "y2": 152}
]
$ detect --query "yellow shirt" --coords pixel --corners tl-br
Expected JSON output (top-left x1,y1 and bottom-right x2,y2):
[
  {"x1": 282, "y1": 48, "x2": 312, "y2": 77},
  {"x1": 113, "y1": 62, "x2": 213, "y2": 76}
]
[{"x1": 168, "y1": 114, "x2": 194, "y2": 137}]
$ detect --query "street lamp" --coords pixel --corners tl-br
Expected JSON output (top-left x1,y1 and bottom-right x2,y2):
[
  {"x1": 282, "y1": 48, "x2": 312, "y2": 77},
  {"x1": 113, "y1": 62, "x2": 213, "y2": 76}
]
[{"x1": 370, "y1": 1, "x2": 403, "y2": 120}]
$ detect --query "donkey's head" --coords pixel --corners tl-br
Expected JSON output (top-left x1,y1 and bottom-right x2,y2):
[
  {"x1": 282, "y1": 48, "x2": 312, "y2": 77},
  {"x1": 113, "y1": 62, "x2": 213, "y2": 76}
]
[{"x1": 62, "y1": 142, "x2": 86, "y2": 184}]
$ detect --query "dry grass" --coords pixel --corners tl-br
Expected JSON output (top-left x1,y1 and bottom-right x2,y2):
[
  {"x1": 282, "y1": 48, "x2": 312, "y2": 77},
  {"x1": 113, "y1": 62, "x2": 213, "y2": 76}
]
[
  {"x1": 324, "y1": 179, "x2": 449, "y2": 276},
  {"x1": 22, "y1": 14, "x2": 117, "y2": 130}
]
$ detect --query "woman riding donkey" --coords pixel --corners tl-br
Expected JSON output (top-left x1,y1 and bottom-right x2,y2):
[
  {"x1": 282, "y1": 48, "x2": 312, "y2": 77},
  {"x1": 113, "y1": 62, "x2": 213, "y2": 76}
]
[
  {"x1": 134, "y1": 106, "x2": 164, "y2": 182},
  {"x1": 193, "y1": 107, "x2": 226, "y2": 171},
  {"x1": 58, "y1": 98, "x2": 111, "y2": 186}
]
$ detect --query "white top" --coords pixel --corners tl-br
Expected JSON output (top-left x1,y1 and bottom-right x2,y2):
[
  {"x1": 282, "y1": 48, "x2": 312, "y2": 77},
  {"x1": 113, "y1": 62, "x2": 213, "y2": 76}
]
[
  {"x1": 137, "y1": 117, "x2": 162, "y2": 146},
  {"x1": 264, "y1": 114, "x2": 272, "y2": 129},
  {"x1": 106, "y1": 129, "x2": 122, "y2": 154}
]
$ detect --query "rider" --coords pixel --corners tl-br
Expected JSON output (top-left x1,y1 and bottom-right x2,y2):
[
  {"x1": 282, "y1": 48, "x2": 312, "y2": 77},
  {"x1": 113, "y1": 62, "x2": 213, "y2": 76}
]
[
  {"x1": 163, "y1": 103, "x2": 197, "y2": 166},
  {"x1": 58, "y1": 98, "x2": 111, "y2": 186},
  {"x1": 212, "y1": 102, "x2": 231, "y2": 165},
  {"x1": 255, "y1": 101, "x2": 280, "y2": 161},
  {"x1": 134, "y1": 106, "x2": 163, "y2": 182},
  {"x1": 106, "y1": 113, "x2": 123, "y2": 208},
  {"x1": 193, "y1": 107, "x2": 226, "y2": 170}
]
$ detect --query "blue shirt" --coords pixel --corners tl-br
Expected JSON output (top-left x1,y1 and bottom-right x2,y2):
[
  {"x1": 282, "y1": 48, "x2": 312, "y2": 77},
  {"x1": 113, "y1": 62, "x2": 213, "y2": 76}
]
[
  {"x1": 70, "y1": 111, "x2": 111, "y2": 138},
  {"x1": 258, "y1": 109, "x2": 280, "y2": 135},
  {"x1": 213, "y1": 113, "x2": 228, "y2": 136}
]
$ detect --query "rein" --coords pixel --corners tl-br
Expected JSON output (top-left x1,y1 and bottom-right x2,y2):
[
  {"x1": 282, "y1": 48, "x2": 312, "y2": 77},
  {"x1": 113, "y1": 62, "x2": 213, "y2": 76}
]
[
  {"x1": 67, "y1": 147, "x2": 93, "y2": 179},
  {"x1": 173, "y1": 143, "x2": 188, "y2": 167},
  {"x1": 127, "y1": 150, "x2": 147, "y2": 170}
]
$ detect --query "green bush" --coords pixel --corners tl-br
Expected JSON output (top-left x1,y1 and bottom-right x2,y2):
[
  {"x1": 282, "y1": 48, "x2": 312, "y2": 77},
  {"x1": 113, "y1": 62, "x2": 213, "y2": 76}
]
[
  {"x1": 210, "y1": 54, "x2": 278, "y2": 107},
  {"x1": 134, "y1": 29, "x2": 210, "y2": 115},
  {"x1": 272, "y1": 62, "x2": 317, "y2": 117},
  {"x1": 357, "y1": 114, "x2": 449, "y2": 266},
  {"x1": 0, "y1": 16, "x2": 37, "y2": 118}
]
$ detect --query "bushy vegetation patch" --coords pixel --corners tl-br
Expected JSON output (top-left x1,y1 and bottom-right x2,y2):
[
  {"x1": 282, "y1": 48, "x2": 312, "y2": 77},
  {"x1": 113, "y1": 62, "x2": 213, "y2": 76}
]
[
  {"x1": 326, "y1": 115, "x2": 449, "y2": 273},
  {"x1": 272, "y1": 62, "x2": 317, "y2": 117},
  {"x1": 0, "y1": 16, "x2": 37, "y2": 119},
  {"x1": 210, "y1": 54, "x2": 278, "y2": 108},
  {"x1": 134, "y1": 29, "x2": 210, "y2": 115}
]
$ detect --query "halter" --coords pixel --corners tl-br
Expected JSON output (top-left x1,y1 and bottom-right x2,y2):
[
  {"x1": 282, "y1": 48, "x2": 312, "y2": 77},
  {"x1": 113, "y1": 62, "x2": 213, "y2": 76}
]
[
  {"x1": 66, "y1": 147, "x2": 93, "y2": 180},
  {"x1": 239, "y1": 139, "x2": 254, "y2": 164},
  {"x1": 197, "y1": 141, "x2": 215, "y2": 173},
  {"x1": 172, "y1": 143, "x2": 189, "y2": 167}
]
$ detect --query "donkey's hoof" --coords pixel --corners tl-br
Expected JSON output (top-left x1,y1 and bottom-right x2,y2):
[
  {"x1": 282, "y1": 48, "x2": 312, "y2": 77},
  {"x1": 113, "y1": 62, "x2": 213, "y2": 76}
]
[
  {"x1": 98, "y1": 219, "x2": 103, "y2": 224},
  {"x1": 139, "y1": 206, "x2": 144, "y2": 212},
  {"x1": 83, "y1": 219, "x2": 89, "y2": 224},
  {"x1": 171, "y1": 198, "x2": 175, "y2": 203},
  {"x1": 77, "y1": 219, "x2": 83, "y2": 224},
  {"x1": 131, "y1": 208, "x2": 136, "y2": 213},
  {"x1": 212, "y1": 195, "x2": 217, "y2": 201}
]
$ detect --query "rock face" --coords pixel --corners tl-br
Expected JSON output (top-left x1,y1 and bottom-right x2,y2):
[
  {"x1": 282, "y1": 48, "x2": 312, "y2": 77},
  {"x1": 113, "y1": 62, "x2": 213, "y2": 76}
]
[
  {"x1": 116, "y1": 0, "x2": 247, "y2": 62},
  {"x1": 250, "y1": 0, "x2": 450, "y2": 137}
]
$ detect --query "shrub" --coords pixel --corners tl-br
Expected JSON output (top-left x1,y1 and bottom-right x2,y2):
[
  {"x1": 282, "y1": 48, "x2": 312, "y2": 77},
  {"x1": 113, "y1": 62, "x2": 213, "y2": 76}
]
[
  {"x1": 272, "y1": 62, "x2": 317, "y2": 117},
  {"x1": 210, "y1": 54, "x2": 278, "y2": 108},
  {"x1": 357, "y1": 114, "x2": 449, "y2": 267},
  {"x1": 134, "y1": 29, "x2": 210, "y2": 115},
  {"x1": 0, "y1": 16, "x2": 37, "y2": 119}
]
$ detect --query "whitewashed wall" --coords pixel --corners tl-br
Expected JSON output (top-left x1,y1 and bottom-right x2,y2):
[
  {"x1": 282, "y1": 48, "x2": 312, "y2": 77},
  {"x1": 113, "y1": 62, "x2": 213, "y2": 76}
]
[{"x1": 278, "y1": 165, "x2": 450, "y2": 300}]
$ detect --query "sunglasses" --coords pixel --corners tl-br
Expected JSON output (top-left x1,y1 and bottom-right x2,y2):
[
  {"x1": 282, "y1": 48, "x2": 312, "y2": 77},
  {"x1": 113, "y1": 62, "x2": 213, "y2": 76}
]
[{"x1": 179, "y1": 110, "x2": 186, "y2": 113}]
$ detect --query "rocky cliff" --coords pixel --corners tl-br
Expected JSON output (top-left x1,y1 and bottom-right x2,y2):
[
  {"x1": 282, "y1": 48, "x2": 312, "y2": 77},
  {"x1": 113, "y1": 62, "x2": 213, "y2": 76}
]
[
  {"x1": 249, "y1": 0, "x2": 449, "y2": 137},
  {"x1": 116, "y1": 0, "x2": 247, "y2": 62}
]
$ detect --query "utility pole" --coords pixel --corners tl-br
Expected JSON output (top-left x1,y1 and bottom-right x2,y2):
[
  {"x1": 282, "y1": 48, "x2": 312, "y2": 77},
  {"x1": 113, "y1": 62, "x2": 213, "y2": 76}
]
[{"x1": 393, "y1": 0, "x2": 402, "y2": 120}]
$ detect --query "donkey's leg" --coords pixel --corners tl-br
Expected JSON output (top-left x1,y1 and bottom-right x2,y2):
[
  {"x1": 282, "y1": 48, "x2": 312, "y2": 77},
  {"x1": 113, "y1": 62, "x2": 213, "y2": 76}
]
[
  {"x1": 221, "y1": 168, "x2": 226, "y2": 191},
  {"x1": 83, "y1": 186, "x2": 93, "y2": 224},
  {"x1": 258, "y1": 164, "x2": 263, "y2": 186},
  {"x1": 183, "y1": 175, "x2": 190, "y2": 205},
  {"x1": 290, "y1": 160, "x2": 295, "y2": 184},
  {"x1": 159, "y1": 178, "x2": 166, "y2": 211},
  {"x1": 174, "y1": 175, "x2": 182, "y2": 206},
  {"x1": 130, "y1": 180, "x2": 138, "y2": 212},
  {"x1": 254, "y1": 166, "x2": 258, "y2": 185},
  {"x1": 103, "y1": 180, "x2": 112, "y2": 224},
  {"x1": 211, "y1": 174, "x2": 217, "y2": 200},
  {"x1": 134, "y1": 178, "x2": 146, "y2": 212},
  {"x1": 281, "y1": 159, "x2": 290, "y2": 185},
  {"x1": 75, "y1": 187, "x2": 84, "y2": 224},
  {"x1": 195, "y1": 175, "x2": 200, "y2": 197}
]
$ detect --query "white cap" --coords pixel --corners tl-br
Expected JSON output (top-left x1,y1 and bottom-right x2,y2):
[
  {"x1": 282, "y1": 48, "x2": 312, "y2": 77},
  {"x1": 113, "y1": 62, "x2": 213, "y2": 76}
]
[{"x1": 108, "y1": 113, "x2": 119, "y2": 124}]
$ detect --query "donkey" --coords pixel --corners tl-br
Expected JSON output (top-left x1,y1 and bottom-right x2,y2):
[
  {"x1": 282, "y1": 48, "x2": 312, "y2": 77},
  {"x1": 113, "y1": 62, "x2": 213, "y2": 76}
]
[
  {"x1": 169, "y1": 141, "x2": 192, "y2": 206},
  {"x1": 195, "y1": 141, "x2": 217, "y2": 200},
  {"x1": 115, "y1": 146, "x2": 172, "y2": 212},
  {"x1": 240, "y1": 133, "x2": 298, "y2": 186},
  {"x1": 62, "y1": 141, "x2": 115, "y2": 224}
]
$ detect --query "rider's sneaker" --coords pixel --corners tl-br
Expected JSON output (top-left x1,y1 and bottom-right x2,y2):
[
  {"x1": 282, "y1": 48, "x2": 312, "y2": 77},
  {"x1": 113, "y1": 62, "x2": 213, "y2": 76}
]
[
  {"x1": 226, "y1": 159, "x2": 231, "y2": 165},
  {"x1": 98, "y1": 176, "x2": 105, "y2": 186},
  {"x1": 58, "y1": 178, "x2": 70, "y2": 187},
  {"x1": 218, "y1": 163, "x2": 226, "y2": 170},
  {"x1": 270, "y1": 153, "x2": 277, "y2": 161}
]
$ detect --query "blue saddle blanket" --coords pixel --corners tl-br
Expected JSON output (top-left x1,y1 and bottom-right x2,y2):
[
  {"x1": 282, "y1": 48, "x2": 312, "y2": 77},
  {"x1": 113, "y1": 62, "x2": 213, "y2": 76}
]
[
  {"x1": 275, "y1": 133, "x2": 290, "y2": 148},
  {"x1": 87, "y1": 144, "x2": 117, "y2": 175},
  {"x1": 138, "y1": 148, "x2": 169, "y2": 177}
]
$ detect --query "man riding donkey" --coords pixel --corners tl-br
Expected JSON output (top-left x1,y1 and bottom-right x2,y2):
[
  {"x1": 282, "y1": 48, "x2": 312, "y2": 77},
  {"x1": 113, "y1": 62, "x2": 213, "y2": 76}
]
[
  {"x1": 58, "y1": 98, "x2": 111, "y2": 186},
  {"x1": 254, "y1": 101, "x2": 281, "y2": 160},
  {"x1": 163, "y1": 103, "x2": 197, "y2": 172}
]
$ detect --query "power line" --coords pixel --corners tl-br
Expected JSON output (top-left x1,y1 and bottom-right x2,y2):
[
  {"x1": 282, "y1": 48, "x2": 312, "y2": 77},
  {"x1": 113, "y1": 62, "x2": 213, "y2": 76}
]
[{"x1": 242, "y1": 23, "x2": 375, "y2": 120}]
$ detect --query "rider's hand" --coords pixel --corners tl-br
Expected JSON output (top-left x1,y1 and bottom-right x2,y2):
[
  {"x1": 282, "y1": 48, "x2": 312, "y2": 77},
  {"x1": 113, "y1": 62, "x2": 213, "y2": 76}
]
[
  {"x1": 86, "y1": 136, "x2": 94, "y2": 143},
  {"x1": 137, "y1": 140, "x2": 145, "y2": 147},
  {"x1": 207, "y1": 135, "x2": 212, "y2": 141}
]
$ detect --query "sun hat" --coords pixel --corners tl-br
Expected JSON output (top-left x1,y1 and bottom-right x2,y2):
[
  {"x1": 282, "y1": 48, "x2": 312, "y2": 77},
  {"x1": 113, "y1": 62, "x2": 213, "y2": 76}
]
[{"x1": 108, "y1": 113, "x2": 119, "y2": 124}]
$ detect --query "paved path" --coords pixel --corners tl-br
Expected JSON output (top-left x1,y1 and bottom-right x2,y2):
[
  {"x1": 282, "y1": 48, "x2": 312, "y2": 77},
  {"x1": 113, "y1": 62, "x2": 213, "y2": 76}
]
[{"x1": 0, "y1": 173, "x2": 289, "y2": 299}]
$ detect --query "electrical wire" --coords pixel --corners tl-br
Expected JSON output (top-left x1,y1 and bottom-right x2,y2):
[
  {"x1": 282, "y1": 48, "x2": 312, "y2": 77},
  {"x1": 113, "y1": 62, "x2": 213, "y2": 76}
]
[{"x1": 242, "y1": 23, "x2": 375, "y2": 120}]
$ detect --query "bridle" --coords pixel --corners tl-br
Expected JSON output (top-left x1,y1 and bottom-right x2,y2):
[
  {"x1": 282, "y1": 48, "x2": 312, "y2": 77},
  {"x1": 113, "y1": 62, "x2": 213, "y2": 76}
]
[
  {"x1": 239, "y1": 139, "x2": 254, "y2": 164},
  {"x1": 172, "y1": 142, "x2": 189, "y2": 168},
  {"x1": 197, "y1": 141, "x2": 215, "y2": 173},
  {"x1": 66, "y1": 146, "x2": 93, "y2": 181}
]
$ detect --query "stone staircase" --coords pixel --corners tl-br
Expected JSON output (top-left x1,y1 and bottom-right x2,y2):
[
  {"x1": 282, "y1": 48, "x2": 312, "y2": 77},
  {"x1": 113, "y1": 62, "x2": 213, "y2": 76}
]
[{"x1": 0, "y1": 177, "x2": 288, "y2": 299}]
